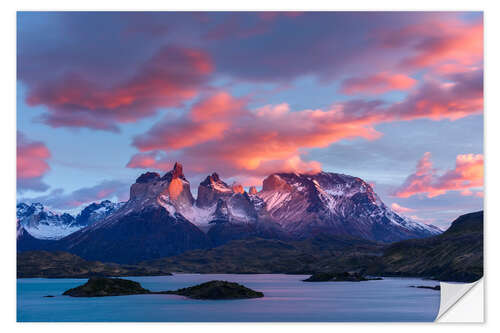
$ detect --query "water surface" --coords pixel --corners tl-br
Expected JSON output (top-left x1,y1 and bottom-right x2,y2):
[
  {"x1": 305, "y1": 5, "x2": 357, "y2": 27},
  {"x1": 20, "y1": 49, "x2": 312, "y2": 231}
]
[{"x1": 17, "y1": 274, "x2": 440, "y2": 322}]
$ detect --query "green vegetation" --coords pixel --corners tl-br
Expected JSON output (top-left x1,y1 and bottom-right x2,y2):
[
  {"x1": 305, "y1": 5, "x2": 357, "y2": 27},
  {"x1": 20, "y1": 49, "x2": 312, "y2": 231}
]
[
  {"x1": 368, "y1": 211, "x2": 483, "y2": 282},
  {"x1": 17, "y1": 251, "x2": 172, "y2": 278},
  {"x1": 62, "y1": 277, "x2": 263, "y2": 299},
  {"x1": 142, "y1": 235, "x2": 384, "y2": 274},
  {"x1": 164, "y1": 280, "x2": 264, "y2": 299},
  {"x1": 63, "y1": 277, "x2": 150, "y2": 297}
]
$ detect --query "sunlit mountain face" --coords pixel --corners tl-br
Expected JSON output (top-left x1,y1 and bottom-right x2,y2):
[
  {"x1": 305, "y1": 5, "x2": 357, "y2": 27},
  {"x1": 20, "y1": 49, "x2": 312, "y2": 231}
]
[
  {"x1": 17, "y1": 12, "x2": 483, "y2": 230},
  {"x1": 18, "y1": 162, "x2": 442, "y2": 263}
]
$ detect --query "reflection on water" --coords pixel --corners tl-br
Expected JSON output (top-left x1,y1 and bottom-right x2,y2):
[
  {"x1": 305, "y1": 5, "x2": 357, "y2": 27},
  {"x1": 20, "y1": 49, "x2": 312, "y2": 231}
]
[{"x1": 17, "y1": 274, "x2": 440, "y2": 322}]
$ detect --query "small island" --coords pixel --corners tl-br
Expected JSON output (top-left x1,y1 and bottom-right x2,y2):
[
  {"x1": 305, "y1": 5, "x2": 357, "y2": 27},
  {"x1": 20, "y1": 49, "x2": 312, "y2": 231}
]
[
  {"x1": 63, "y1": 277, "x2": 150, "y2": 297},
  {"x1": 63, "y1": 277, "x2": 264, "y2": 299},
  {"x1": 303, "y1": 272, "x2": 383, "y2": 282},
  {"x1": 164, "y1": 280, "x2": 264, "y2": 300},
  {"x1": 410, "y1": 285, "x2": 441, "y2": 291}
]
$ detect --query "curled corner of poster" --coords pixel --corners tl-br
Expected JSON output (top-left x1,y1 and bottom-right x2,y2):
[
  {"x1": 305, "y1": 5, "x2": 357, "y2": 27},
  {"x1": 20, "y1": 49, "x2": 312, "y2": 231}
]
[{"x1": 436, "y1": 278, "x2": 484, "y2": 323}]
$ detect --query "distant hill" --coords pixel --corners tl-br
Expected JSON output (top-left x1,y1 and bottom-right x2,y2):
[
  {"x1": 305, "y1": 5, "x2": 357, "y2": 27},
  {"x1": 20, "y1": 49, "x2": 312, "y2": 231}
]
[
  {"x1": 369, "y1": 211, "x2": 483, "y2": 282},
  {"x1": 141, "y1": 235, "x2": 384, "y2": 274},
  {"x1": 17, "y1": 251, "x2": 172, "y2": 278}
]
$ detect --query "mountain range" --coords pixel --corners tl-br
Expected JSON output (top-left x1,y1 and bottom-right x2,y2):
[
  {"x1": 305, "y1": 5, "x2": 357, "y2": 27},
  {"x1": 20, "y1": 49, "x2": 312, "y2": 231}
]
[
  {"x1": 17, "y1": 162, "x2": 442, "y2": 264},
  {"x1": 18, "y1": 211, "x2": 483, "y2": 282},
  {"x1": 17, "y1": 200, "x2": 122, "y2": 240}
]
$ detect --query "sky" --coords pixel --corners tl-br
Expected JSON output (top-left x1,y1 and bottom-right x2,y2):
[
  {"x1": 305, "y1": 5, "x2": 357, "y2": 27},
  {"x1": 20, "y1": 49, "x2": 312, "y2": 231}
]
[{"x1": 16, "y1": 11, "x2": 483, "y2": 229}]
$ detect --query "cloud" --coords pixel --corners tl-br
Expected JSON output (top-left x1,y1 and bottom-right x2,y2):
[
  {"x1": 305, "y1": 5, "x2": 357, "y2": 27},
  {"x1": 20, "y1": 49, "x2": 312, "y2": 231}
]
[
  {"x1": 132, "y1": 92, "x2": 246, "y2": 151},
  {"x1": 128, "y1": 65, "x2": 482, "y2": 178},
  {"x1": 18, "y1": 12, "x2": 482, "y2": 135},
  {"x1": 391, "y1": 203, "x2": 416, "y2": 214},
  {"x1": 394, "y1": 152, "x2": 483, "y2": 198},
  {"x1": 17, "y1": 132, "x2": 51, "y2": 192},
  {"x1": 21, "y1": 180, "x2": 130, "y2": 210},
  {"x1": 341, "y1": 72, "x2": 416, "y2": 95},
  {"x1": 376, "y1": 17, "x2": 483, "y2": 73},
  {"x1": 388, "y1": 70, "x2": 483, "y2": 121},
  {"x1": 24, "y1": 45, "x2": 213, "y2": 131},
  {"x1": 128, "y1": 93, "x2": 388, "y2": 178}
]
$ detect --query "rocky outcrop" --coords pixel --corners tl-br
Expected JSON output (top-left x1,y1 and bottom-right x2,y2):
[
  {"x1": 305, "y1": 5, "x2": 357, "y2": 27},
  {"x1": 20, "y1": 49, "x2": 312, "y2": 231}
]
[
  {"x1": 164, "y1": 280, "x2": 264, "y2": 299},
  {"x1": 57, "y1": 163, "x2": 211, "y2": 264},
  {"x1": 196, "y1": 173, "x2": 233, "y2": 208}
]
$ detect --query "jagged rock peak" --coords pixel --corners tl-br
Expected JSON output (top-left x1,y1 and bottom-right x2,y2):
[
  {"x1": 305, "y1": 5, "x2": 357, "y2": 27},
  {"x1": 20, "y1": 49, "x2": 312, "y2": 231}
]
[
  {"x1": 232, "y1": 182, "x2": 244, "y2": 194},
  {"x1": 172, "y1": 162, "x2": 184, "y2": 178},
  {"x1": 136, "y1": 172, "x2": 161, "y2": 184},
  {"x1": 160, "y1": 162, "x2": 186, "y2": 182},
  {"x1": 200, "y1": 172, "x2": 223, "y2": 186},
  {"x1": 249, "y1": 186, "x2": 258, "y2": 195}
]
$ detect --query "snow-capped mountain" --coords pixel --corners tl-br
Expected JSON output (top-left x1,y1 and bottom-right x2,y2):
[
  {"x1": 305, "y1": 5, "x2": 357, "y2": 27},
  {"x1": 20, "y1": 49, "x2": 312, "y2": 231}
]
[
  {"x1": 16, "y1": 200, "x2": 124, "y2": 240},
  {"x1": 258, "y1": 172, "x2": 441, "y2": 242},
  {"x1": 17, "y1": 162, "x2": 442, "y2": 263},
  {"x1": 74, "y1": 200, "x2": 124, "y2": 227},
  {"x1": 58, "y1": 163, "x2": 211, "y2": 263},
  {"x1": 194, "y1": 173, "x2": 289, "y2": 245},
  {"x1": 16, "y1": 203, "x2": 79, "y2": 240}
]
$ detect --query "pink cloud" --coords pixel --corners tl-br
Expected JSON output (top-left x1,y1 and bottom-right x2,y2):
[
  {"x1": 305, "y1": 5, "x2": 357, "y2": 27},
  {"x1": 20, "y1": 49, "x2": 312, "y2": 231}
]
[
  {"x1": 129, "y1": 95, "x2": 386, "y2": 178},
  {"x1": 17, "y1": 132, "x2": 51, "y2": 192},
  {"x1": 26, "y1": 45, "x2": 213, "y2": 131},
  {"x1": 394, "y1": 152, "x2": 483, "y2": 198},
  {"x1": 128, "y1": 71, "x2": 482, "y2": 179},
  {"x1": 341, "y1": 72, "x2": 416, "y2": 95},
  {"x1": 391, "y1": 203, "x2": 416, "y2": 214},
  {"x1": 376, "y1": 17, "x2": 483, "y2": 74}
]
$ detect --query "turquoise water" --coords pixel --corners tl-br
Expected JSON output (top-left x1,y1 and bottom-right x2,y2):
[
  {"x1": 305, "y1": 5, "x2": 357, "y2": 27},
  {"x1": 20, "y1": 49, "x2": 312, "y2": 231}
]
[{"x1": 17, "y1": 274, "x2": 440, "y2": 322}]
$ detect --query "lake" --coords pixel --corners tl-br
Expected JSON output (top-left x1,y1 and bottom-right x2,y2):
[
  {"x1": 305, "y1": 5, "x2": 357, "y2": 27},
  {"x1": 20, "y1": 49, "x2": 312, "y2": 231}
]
[{"x1": 17, "y1": 274, "x2": 440, "y2": 322}]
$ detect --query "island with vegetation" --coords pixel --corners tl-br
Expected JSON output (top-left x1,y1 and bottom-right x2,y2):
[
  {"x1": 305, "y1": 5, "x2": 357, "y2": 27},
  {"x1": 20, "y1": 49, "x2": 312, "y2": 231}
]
[
  {"x1": 62, "y1": 277, "x2": 264, "y2": 299},
  {"x1": 164, "y1": 280, "x2": 264, "y2": 299}
]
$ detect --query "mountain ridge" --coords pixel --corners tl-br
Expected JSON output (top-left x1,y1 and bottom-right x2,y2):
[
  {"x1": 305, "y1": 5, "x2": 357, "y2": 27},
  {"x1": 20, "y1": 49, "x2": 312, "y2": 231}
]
[{"x1": 17, "y1": 162, "x2": 443, "y2": 263}]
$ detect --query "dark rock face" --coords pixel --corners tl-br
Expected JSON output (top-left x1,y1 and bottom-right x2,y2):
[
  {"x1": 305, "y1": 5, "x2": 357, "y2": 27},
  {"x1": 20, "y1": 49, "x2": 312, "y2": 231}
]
[
  {"x1": 303, "y1": 272, "x2": 382, "y2": 282},
  {"x1": 196, "y1": 173, "x2": 233, "y2": 208},
  {"x1": 166, "y1": 280, "x2": 264, "y2": 299},
  {"x1": 249, "y1": 186, "x2": 258, "y2": 195},
  {"x1": 61, "y1": 206, "x2": 211, "y2": 264},
  {"x1": 136, "y1": 172, "x2": 161, "y2": 183},
  {"x1": 63, "y1": 277, "x2": 150, "y2": 297},
  {"x1": 206, "y1": 192, "x2": 289, "y2": 246}
]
